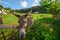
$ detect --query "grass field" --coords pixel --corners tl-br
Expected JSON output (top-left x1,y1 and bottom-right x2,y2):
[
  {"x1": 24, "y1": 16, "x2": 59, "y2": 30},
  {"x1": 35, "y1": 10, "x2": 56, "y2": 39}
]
[
  {"x1": 0, "y1": 14, "x2": 52, "y2": 25},
  {"x1": 0, "y1": 13, "x2": 59, "y2": 40}
]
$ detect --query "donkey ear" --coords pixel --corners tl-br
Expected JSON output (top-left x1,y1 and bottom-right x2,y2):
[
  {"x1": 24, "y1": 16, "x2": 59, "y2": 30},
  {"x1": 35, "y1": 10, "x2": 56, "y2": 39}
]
[
  {"x1": 28, "y1": 10, "x2": 32, "y2": 15},
  {"x1": 13, "y1": 12, "x2": 21, "y2": 18},
  {"x1": 24, "y1": 10, "x2": 32, "y2": 17}
]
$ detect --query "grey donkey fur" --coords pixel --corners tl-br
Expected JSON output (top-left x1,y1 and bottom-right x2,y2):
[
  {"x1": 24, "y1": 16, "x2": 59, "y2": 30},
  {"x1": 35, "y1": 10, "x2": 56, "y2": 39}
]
[{"x1": 12, "y1": 10, "x2": 34, "y2": 38}]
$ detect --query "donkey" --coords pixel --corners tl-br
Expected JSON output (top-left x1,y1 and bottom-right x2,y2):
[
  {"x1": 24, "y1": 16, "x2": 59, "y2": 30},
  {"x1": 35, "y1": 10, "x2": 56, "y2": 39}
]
[
  {"x1": 0, "y1": 10, "x2": 34, "y2": 39},
  {"x1": 12, "y1": 10, "x2": 34, "y2": 38}
]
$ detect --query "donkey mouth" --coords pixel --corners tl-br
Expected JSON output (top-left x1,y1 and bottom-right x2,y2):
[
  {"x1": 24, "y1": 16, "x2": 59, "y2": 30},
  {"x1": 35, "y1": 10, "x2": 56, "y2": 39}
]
[
  {"x1": 20, "y1": 31, "x2": 24, "y2": 38},
  {"x1": 20, "y1": 28, "x2": 26, "y2": 38}
]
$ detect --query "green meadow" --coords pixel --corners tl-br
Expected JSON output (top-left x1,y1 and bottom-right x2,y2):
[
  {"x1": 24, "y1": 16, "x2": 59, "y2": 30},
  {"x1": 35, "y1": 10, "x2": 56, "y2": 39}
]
[
  {"x1": 0, "y1": 13, "x2": 59, "y2": 40},
  {"x1": 1, "y1": 14, "x2": 52, "y2": 25}
]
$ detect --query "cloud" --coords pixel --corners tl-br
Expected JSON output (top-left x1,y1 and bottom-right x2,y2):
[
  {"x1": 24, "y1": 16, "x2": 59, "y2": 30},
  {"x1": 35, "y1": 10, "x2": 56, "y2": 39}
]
[
  {"x1": 32, "y1": 0, "x2": 39, "y2": 6},
  {"x1": 0, "y1": 0, "x2": 9, "y2": 4},
  {"x1": 20, "y1": 1, "x2": 27, "y2": 8},
  {"x1": 0, "y1": 0, "x2": 3, "y2": 3},
  {"x1": 3, "y1": 2, "x2": 9, "y2": 4},
  {"x1": 34, "y1": 0, "x2": 39, "y2": 3},
  {"x1": 32, "y1": 3, "x2": 36, "y2": 6}
]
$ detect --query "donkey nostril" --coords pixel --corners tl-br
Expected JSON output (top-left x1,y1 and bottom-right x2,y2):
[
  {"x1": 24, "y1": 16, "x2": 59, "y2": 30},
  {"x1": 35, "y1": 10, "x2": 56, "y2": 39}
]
[{"x1": 20, "y1": 31, "x2": 24, "y2": 38}]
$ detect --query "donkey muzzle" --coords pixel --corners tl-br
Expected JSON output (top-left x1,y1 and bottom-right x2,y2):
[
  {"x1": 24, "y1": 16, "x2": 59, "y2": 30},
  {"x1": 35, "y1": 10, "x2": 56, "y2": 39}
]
[{"x1": 20, "y1": 28, "x2": 26, "y2": 38}]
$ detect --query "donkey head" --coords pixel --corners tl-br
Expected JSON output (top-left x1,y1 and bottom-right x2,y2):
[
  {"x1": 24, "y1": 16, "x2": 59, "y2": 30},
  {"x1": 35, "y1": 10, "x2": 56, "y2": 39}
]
[{"x1": 13, "y1": 10, "x2": 34, "y2": 38}]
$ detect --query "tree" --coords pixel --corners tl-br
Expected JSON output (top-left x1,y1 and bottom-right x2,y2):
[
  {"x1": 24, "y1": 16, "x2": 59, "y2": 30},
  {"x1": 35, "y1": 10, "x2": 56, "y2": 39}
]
[
  {"x1": 0, "y1": 5, "x2": 3, "y2": 10},
  {"x1": 4, "y1": 8, "x2": 11, "y2": 13},
  {"x1": 40, "y1": 0, "x2": 60, "y2": 14},
  {"x1": 39, "y1": 0, "x2": 60, "y2": 40}
]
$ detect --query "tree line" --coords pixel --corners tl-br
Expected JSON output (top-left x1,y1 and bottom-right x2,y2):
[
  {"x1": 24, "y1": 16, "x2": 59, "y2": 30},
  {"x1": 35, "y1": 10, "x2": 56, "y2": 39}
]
[{"x1": 0, "y1": 5, "x2": 48, "y2": 13}]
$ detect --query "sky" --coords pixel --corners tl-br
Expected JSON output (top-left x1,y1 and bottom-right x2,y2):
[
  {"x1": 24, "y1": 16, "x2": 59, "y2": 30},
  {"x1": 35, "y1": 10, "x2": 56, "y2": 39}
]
[{"x1": 0, "y1": 0, "x2": 40, "y2": 10}]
